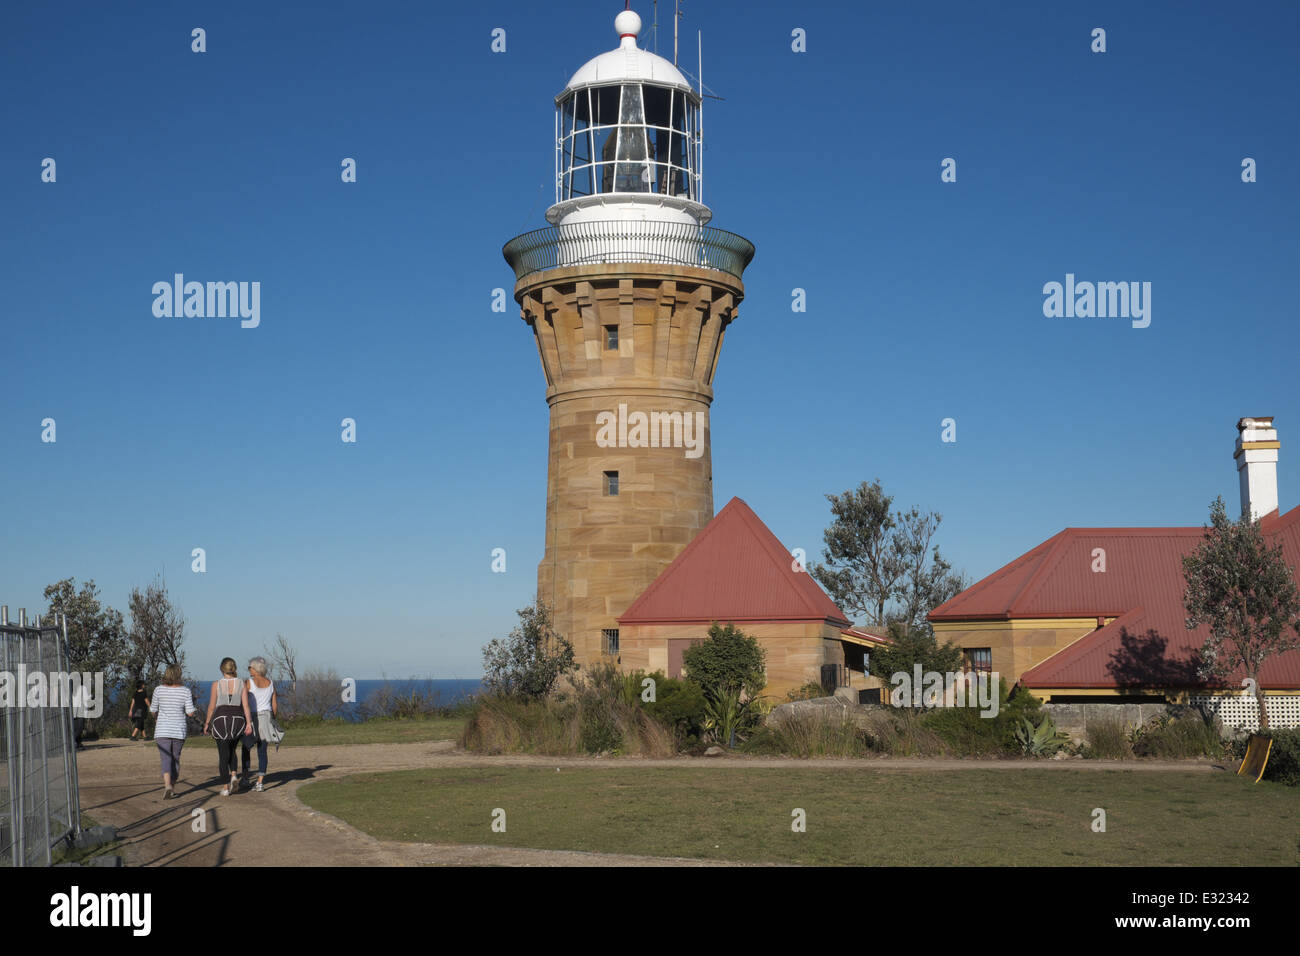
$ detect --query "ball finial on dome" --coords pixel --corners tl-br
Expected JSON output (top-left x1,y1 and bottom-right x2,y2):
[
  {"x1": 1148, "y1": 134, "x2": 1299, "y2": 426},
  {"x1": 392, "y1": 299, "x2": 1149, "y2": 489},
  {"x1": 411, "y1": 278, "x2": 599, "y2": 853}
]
[{"x1": 615, "y1": 9, "x2": 641, "y2": 40}]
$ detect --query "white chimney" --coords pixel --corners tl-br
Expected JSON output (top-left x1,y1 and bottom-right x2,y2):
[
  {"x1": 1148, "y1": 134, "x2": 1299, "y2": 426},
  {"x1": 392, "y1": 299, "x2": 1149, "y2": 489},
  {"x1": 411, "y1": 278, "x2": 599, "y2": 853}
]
[{"x1": 1235, "y1": 416, "x2": 1279, "y2": 520}]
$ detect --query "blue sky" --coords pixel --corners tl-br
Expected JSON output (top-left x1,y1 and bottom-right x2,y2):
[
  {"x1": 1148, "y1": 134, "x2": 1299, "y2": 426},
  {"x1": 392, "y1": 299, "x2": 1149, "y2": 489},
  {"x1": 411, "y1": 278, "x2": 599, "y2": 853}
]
[{"x1": 2, "y1": 1, "x2": 1297, "y2": 678}]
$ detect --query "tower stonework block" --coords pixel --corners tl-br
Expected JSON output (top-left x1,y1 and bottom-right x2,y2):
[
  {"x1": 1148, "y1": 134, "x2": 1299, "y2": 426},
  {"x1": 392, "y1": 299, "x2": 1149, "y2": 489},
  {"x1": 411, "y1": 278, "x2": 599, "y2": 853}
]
[{"x1": 518, "y1": 264, "x2": 743, "y2": 663}]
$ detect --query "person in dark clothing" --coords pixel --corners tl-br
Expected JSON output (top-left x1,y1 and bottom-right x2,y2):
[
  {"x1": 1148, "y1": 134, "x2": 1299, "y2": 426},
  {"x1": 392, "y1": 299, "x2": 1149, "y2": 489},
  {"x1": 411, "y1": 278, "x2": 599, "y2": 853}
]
[
  {"x1": 128, "y1": 681, "x2": 150, "y2": 740},
  {"x1": 203, "y1": 658, "x2": 254, "y2": 796}
]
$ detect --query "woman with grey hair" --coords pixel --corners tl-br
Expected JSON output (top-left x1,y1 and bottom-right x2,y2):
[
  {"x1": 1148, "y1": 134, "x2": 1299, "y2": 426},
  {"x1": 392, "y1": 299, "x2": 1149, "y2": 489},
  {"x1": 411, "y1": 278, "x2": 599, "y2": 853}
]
[{"x1": 240, "y1": 657, "x2": 278, "y2": 791}]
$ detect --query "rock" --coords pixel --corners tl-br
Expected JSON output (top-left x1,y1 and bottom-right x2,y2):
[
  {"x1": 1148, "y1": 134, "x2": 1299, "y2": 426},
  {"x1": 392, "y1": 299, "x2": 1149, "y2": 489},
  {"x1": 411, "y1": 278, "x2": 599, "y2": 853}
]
[
  {"x1": 72, "y1": 825, "x2": 117, "y2": 851},
  {"x1": 703, "y1": 746, "x2": 726, "y2": 757}
]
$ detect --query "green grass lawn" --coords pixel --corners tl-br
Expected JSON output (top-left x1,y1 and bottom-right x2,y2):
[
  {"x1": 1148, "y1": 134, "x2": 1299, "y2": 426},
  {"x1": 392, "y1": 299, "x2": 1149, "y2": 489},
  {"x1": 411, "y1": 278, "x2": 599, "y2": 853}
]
[
  {"x1": 298, "y1": 766, "x2": 1300, "y2": 865},
  {"x1": 160, "y1": 716, "x2": 466, "y2": 749}
]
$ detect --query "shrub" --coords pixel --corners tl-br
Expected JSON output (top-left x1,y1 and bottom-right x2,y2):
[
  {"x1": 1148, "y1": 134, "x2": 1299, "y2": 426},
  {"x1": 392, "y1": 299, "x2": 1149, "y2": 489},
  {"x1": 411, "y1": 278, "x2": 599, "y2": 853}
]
[
  {"x1": 277, "y1": 668, "x2": 349, "y2": 720},
  {"x1": 1258, "y1": 727, "x2": 1300, "y2": 786},
  {"x1": 1084, "y1": 716, "x2": 1132, "y2": 759},
  {"x1": 786, "y1": 682, "x2": 828, "y2": 702},
  {"x1": 460, "y1": 664, "x2": 677, "y2": 757},
  {"x1": 359, "y1": 680, "x2": 462, "y2": 720},
  {"x1": 868, "y1": 620, "x2": 964, "y2": 690},
  {"x1": 702, "y1": 686, "x2": 767, "y2": 748},
  {"x1": 579, "y1": 701, "x2": 622, "y2": 753},
  {"x1": 1013, "y1": 714, "x2": 1070, "y2": 756},
  {"x1": 749, "y1": 709, "x2": 870, "y2": 757},
  {"x1": 1130, "y1": 712, "x2": 1226, "y2": 759},
  {"x1": 641, "y1": 672, "x2": 707, "y2": 744},
  {"x1": 1000, "y1": 685, "x2": 1045, "y2": 733},
  {"x1": 461, "y1": 694, "x2": 578, "y2": 755},
  {"x1": 481, "y1": 599, "x2": 577, "y2": 701},
  {"x1": 681, "y1": 622, "x2": 767, "y2": 700},
  {"x1": 920, "y1": 704, "x2": 1003, "y2": 756},
  {"x1": 916, "y1": 682, "x2": 1045, "y2": 756},
  {"x1": 864, "y1": 708, "x2": 948, "y2": 757}
]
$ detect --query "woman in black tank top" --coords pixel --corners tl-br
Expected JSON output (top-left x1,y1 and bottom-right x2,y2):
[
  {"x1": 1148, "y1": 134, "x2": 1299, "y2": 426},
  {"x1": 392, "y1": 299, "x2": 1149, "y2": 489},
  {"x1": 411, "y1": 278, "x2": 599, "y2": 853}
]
[{"x1": 203, "y1": 658, "x2": 254, "y2": 795}]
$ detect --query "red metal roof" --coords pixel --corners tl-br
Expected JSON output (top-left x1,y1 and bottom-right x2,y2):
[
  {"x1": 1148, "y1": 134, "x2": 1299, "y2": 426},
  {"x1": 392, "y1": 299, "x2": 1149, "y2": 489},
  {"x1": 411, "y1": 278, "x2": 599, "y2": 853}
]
[
  {"x1": 619, "y1": 497, "x2": 851, "y2": 627},
  {"x1": 930, "y1": 506, "x2": 1300, "y2": 690},
  {"x1": 842, "y1": 625, "x2": 894, "y2": 646}
]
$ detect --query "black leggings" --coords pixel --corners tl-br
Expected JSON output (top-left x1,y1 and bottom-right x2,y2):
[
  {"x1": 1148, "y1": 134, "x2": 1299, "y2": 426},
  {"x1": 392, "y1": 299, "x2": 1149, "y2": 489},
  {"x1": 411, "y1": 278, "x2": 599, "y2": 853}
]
[{"x1": 216, "y1": 737, "x2": 242, "y2": 778}]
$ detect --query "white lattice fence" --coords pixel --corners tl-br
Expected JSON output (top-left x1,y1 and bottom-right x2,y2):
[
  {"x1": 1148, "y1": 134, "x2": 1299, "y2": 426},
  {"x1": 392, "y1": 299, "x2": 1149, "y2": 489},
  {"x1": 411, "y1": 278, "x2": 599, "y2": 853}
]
[{"x1": 1190, "y1": 694, "x2": 1300, "y2": 731}]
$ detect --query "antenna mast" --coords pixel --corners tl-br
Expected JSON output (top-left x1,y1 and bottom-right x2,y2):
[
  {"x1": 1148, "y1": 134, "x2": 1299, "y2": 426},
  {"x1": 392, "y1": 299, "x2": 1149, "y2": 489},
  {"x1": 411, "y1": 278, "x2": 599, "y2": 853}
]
[
  {"x1": 698, "y1": 29, "x2": 703, "y2": 204},
  {"x1": 673, "y1": 0, "x2": 681, "y2": 65}
]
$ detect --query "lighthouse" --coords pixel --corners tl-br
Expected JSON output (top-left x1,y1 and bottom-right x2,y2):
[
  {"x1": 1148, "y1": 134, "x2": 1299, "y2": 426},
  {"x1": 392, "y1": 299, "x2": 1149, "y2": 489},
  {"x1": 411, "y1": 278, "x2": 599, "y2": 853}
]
[{"x1": 503, "y1": 7, "x2": 754, "y2": 667}]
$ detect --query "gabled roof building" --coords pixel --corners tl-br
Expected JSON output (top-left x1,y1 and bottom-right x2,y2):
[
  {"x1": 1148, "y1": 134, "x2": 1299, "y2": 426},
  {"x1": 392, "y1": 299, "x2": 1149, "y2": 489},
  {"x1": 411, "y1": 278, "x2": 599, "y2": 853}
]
[
  {"x1": 929, "y1": 418, "x2": 1300, "y2": 729},
  {"x1": 619, "y1": 497, "x2": 890, "y2": 698}
]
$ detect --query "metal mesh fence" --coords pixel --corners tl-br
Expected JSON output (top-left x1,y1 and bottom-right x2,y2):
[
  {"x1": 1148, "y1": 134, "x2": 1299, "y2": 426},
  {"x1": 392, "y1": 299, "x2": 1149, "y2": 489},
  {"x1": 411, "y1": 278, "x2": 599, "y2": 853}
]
[{"x1": 0, "y1": 608, "x2": 82, "y2": 866}]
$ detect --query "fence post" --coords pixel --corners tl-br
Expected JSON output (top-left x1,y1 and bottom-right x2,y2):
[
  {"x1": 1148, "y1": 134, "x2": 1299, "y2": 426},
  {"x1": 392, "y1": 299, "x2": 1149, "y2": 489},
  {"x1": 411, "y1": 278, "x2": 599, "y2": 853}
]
[
  {"x1": 12, "y1": 615, "x2": 27, "y2": 866},
  {"x1": 3, "y1": 620, "x2": 18, "y2": 865},
  {"x1": 34, "y1": 626, "x2": 52, "y2": 866},
  {"x1": 60, "y1": 614, "x2": 80, "y2": 838}
]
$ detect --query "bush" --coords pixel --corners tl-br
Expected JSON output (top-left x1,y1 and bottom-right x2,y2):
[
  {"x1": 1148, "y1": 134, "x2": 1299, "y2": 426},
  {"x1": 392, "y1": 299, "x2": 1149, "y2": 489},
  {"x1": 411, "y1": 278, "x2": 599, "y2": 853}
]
[
  {"x1": 460, "y1": 664, "x2": 676, "y2": 757},
  {"x1": 920, "y1": 704, "x2": 1003, "y2": 756},
  {"x1": 1012, "y1": 714, "x2": 1070, "y2": 756},
  {"x1": 481, "y1": 599, "x2": 577, "y2": 701},
  {"x1": 359, "y1": 679, "x2": 462, "y2": 720},
  {"x1": 641, "y1": 672, "x2": 707, "y2": 744},
  {"x1": 747, "y1": 709, "x2": 871, "y2": 757},
  {"x1": 916, "y1": 682, "x2": 1046, "y2": 757},
  {"x1": 786, "y1": 683, "x2": 828, "y2": 702},
  {"x1": 1258, "y1": 727, "x2": 1300, "y2": 786},
  {"x1": 681, "y1": 622, "x2": 766, "y2": 700},
  {"x1": 1084, "y1": 717, "x2": 1132, "y2": 759},
  {"x1": 869, "y1": 621, "x2": 964, "y2": 687},
  {"x1": 461, "y1": 694, "x2": 577, "y2": 755},
  {"x1": 279, "y1": 669, "x2": 347, "y2": 720},
  {"x1": 862, "y1": 708, "x2": 948, "y2": 757},
  {"x1": 1130, "y1": 711, "x2": 1226, "y2": 759}
]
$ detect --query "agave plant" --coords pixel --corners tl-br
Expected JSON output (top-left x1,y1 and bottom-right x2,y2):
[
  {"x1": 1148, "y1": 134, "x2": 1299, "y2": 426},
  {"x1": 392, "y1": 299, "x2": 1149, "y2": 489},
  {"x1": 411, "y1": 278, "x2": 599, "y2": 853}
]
[
  {"x1": 702, "y1": 687, "x2": 758, "y2": 748},
  {"x1": 1014, "y1": 714, "x2": 1070, "y2": 756}
]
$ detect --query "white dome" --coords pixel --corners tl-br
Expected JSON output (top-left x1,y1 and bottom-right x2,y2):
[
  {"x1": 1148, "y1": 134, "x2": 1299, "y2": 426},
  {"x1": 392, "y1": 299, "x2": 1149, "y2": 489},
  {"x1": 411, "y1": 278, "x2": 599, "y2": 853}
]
[
  {"x1": 614, "y1": 9, "x2": 641, "y2": 37},
  {"x1": 563, "y1": 11, "x2": 695, "y2": 94}
]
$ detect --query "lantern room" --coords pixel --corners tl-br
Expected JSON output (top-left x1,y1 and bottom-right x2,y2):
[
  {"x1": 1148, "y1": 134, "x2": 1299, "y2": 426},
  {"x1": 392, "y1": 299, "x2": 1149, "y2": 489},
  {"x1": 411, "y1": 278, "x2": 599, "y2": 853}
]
[{"x1": 548, "y1": 9, "x2": 709, "y2": 227}]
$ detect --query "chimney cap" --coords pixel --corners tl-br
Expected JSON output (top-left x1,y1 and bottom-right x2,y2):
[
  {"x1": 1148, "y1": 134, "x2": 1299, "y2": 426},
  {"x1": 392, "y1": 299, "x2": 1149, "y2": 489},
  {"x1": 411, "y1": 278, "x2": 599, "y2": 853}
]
[{"x1": 1238, "y1": 416, "x2": 1275, "y2": 431}]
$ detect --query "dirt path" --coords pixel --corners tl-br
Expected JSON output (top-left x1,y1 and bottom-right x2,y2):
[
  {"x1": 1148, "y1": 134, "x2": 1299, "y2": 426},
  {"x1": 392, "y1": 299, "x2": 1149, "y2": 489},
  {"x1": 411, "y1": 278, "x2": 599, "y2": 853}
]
[{"x1": 74, "y1": 739, "x2": 1222, "y2": 867}]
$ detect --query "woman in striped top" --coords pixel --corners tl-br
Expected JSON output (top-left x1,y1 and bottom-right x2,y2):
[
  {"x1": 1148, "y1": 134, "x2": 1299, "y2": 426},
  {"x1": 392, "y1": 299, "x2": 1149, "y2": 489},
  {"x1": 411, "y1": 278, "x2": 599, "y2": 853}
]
[{"x1": 150, "y1": 664, "x2": 197, "y2": 800}]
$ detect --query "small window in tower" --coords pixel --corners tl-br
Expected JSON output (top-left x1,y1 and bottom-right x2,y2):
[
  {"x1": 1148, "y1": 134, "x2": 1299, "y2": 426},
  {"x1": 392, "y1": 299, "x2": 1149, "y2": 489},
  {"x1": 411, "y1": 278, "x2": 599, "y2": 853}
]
[
  {"x1": 602, "y1": 629, "x2": 620, "y2": 656},
  {"x1": 603, "y1": 471, "x2": 619, "y2": 496},
  {"x1": 604, "y1": 325, "x2": 618, "y2": 350}
]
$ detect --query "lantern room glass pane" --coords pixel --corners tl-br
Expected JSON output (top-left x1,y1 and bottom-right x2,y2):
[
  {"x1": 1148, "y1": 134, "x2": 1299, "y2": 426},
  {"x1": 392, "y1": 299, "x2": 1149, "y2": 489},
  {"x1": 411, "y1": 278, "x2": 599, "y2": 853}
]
[{"x1": 614, "y1": 85, "x2": 650, "y2": 192}]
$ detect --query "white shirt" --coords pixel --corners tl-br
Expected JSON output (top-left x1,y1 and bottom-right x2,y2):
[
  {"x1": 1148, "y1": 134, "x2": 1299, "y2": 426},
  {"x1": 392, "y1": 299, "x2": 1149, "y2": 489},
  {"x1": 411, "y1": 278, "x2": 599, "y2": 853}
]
[{"x1": 248, "y1": 679, "x2": 274, "y2": 713}]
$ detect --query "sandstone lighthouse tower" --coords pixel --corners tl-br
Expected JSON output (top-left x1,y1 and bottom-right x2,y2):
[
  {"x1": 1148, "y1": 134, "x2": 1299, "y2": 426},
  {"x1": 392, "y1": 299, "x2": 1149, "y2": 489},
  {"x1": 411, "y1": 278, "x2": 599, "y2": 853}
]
[{"x1": 502, "y1": 7, "x2": 754, "y2": 666}]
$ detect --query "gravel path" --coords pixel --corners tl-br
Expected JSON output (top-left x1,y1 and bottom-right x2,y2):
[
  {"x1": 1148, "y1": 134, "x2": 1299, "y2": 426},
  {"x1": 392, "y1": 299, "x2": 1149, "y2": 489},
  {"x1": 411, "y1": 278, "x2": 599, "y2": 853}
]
[{"x1": 73, "y1": 738, "x2": 1221, "y2": 867}]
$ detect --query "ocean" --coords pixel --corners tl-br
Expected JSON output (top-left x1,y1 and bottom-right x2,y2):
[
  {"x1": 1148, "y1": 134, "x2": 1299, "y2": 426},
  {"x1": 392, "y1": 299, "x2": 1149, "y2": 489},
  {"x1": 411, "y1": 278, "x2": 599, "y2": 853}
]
[
  {"x1": 347, "y1": 678, "x2": 482, "y2": 709},
  {"x1": 113, "y1": 677, "x2": 484, "y2": 720}
]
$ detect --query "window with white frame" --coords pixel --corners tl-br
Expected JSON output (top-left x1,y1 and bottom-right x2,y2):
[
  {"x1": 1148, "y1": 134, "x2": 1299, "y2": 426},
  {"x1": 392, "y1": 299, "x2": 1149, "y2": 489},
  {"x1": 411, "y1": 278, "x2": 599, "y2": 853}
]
[{"x1": 557, "y1": 83, "x2": 700, "y2": 203}]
